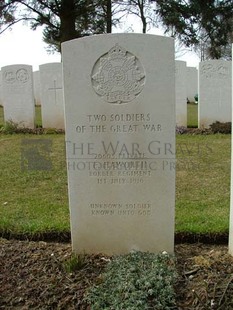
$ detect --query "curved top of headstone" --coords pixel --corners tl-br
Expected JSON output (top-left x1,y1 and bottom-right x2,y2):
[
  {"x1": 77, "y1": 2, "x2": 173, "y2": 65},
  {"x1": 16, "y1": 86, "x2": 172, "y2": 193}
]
[
  {"x1": 62, "y1": 33, "x2": 175, "y2": 106},
  {"x1": 1, "y1": 64, "x2": 32, "y2": 69},
  {"x1": 39, "y1": 62, "x2": 62, "y2": 69},
  {"x1": 175, "y1": 60, "x2": 187, "y2": 65},
  {"x1": 62, "y1": 32, "x2": 174, "y2": 46},
  {"x1": 1, "y1": 64, "x2": 33, "y2": 85},
  {"x1": 199, "y1": 59, "x2": 231, "y2": 79}
]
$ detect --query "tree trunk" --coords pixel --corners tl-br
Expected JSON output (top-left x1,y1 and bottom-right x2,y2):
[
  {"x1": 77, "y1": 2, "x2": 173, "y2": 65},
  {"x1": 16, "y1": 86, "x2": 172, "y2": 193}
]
[
  {"x1": 137, "y1": 0, "x2": 147, "y2": 33},
  {"x1": 106, "y1": 0, "x2": 112, "y2": 33},
  {"x1": 60, "y1": 0, "x2": 77, "y2": 49}
]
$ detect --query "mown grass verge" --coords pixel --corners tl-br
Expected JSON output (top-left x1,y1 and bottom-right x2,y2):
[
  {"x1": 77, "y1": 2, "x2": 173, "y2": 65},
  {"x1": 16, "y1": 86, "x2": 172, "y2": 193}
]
[
  {"x1": 0, "y1": 134, "x2": 69, "y2": 238},
  {"x1": 0, "y1": 133, "x2": 231, "y2": 240},
  {"x1": 176, "y1": 134, "x2": 230, "y2": 236}
]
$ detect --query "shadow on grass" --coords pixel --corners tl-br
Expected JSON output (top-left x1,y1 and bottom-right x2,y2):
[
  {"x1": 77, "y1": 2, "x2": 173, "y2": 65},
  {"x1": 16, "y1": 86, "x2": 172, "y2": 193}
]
[{"x1": 0, "y1": 230, "x2": 229, "y2": 245}]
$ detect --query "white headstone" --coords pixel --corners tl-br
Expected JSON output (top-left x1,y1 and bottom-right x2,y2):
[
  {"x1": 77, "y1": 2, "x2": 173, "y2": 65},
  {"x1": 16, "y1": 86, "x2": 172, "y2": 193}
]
[
  {"x1": 33, "y1": 71, "x2": 41, "y2": 106},
  {"x1": 198, "y1": 60, "x2": 232, "y2": 128},
  {"x1": 62, "y1": 34, "x2": 176, "y2": 255},
  {"x1": 2, "y1": 64, "x2": 35, "y2": 128},
  {"x1": 186, "y1": 66, "x2": 198, "y2": 102},
  {"x1": 175, "y1": 61, "x2": 187, "y2": 127},
  {"x1": 39, "y1": 63, "x2": 64, "y2": 129}
]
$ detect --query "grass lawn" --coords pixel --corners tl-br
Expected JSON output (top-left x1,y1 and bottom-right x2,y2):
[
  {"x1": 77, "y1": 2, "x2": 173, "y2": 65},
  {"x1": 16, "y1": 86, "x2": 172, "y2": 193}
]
[
  {"x1": 0, "y1": 134, "x2": 69, "y2": 236},
  {"x1": 35, "y1": 105, "x2": 42, "y2": 127},
  {"x1": 187, "y1": 103, "x2": 198, "y2": 128},
  {"x1": 176, "y1": 134, "x2": 230, "y2": 234},
  {"x1": 0, "y1": 133, "x2": 231, "y2": 238}
]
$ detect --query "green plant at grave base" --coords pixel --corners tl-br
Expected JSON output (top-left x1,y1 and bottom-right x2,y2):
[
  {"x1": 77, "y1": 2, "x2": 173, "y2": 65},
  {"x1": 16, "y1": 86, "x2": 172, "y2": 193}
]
[
  {"x1": 194, "y1": 94, "x2": 198, "y2": 103},
  {"x1": 210, "y1": 121, "x2": 231, "y2": 134},
  {"x1": 0, "y1": 120, "x2": 20, "y2": 134},
  {"x1": 86, "y1": 251, "x2": 177, "y2": 310},
  {"x1": 0, "y1": 106, "x2": 42, "y2": 132},
  {"x1": 64, "y1": 253, "x2": 87, "y2": 273},
  {"x1": 43, "y1": 128, "x2": 60, "y2": 134}
]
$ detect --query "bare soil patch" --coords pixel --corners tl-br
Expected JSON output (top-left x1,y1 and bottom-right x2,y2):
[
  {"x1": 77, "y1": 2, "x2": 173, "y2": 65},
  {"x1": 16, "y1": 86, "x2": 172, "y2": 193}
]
[{"x1": 1, "y1": 239, "x2": 233, "y2": 309}]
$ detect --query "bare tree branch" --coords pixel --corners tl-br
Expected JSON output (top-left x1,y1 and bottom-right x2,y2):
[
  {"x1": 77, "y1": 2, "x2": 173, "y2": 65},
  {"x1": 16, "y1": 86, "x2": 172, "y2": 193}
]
[{"x1": 0, "y1": 17, "x2": 36, "y2": 34}]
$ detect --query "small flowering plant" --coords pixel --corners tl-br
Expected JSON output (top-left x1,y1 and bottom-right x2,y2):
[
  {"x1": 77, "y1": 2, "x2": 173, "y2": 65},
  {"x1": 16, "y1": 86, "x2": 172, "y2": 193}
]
[{"x1": 86, "y1": 251, "x2": 177, "y2": 310}]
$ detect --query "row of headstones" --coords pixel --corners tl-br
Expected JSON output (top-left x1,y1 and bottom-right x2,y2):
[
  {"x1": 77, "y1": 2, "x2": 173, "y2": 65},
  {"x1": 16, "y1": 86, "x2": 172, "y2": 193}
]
[
  {"x1": 60, "y1": 34, "x2": 233, "y2": 256},
  {"x1": 0, "y1": 60, "x2": 232, "y2": 129},
  {"x1": 175, "y1": 61, "x2": 197, "y2": 126},
  {"x1": 0, "y1": 61, "x2": 197, "y2": 129},
  {"x1": 176, "y1": 60, "x2": 232, "y2": 128},
  {"x1": 0, "y1": 63, "x2": 64, "y2": 129}
]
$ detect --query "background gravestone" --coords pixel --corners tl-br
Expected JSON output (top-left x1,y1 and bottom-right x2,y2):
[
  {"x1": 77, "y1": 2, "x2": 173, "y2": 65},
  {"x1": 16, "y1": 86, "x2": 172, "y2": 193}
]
[
  {"x1": 230, "y1": 50, "x2": 233, "y2": 256},
  {"x1": 33, "y1": 70, "x2": 41, "y2": 106},
  {"x1": 186, "y1": 66, "x2": 198, "y2": 103},
  {"x1": 2, "y1": 64, "x2": 35, "y2": 128},
  {"x1": 175, "y1": 60, "x2": 187, "y2": 127},
  {"x1": 39, "y1": 63, "x2": 64, "y2": 129},
  {"x1": 62, "y1": 34, "x2": 176, "y2": 255},
  {"x1": 198, "y1": 60, "x2": 232, "y2": 128}
]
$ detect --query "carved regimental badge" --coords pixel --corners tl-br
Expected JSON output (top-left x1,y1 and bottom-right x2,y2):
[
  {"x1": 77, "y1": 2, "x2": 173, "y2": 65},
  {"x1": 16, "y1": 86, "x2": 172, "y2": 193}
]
[
  {"x1": 91, "y1": 44, "x2": 145, "y2": 104},
  {"x1": 4, "y1": 69, "x2": 29, "y2": 84},
  {"x1": 16, "y1": 69, "x2": 29, "y2": 83},
  {"x1": 201, "y1": 63, "x2": 230, "y2": 79}
]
